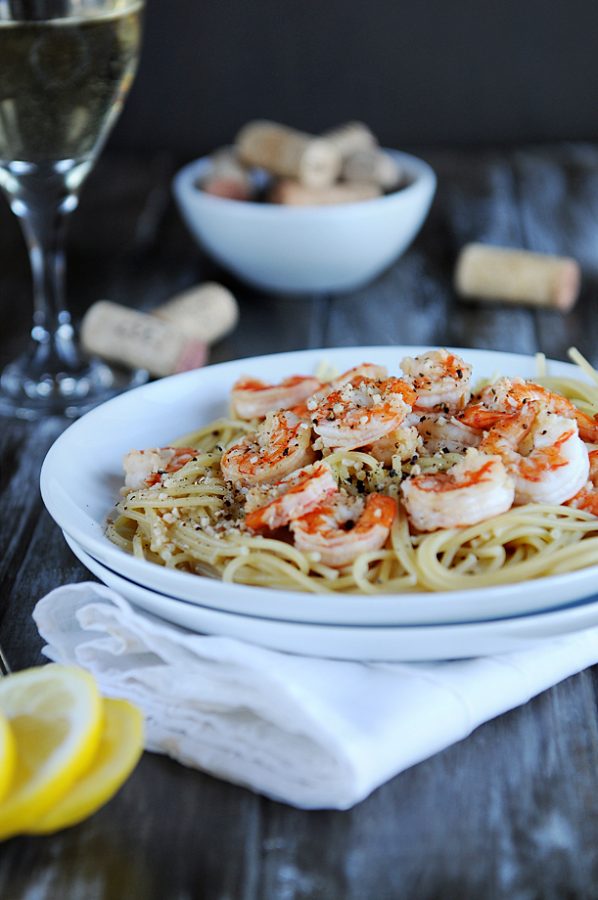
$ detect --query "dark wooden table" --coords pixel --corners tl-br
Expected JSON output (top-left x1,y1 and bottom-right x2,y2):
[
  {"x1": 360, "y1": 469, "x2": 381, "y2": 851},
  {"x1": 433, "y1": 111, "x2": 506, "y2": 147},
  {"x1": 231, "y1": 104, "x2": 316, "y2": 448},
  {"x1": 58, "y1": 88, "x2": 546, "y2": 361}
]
[{"x1": 2, "y1": 144, "x2": 598, "y2": 900}]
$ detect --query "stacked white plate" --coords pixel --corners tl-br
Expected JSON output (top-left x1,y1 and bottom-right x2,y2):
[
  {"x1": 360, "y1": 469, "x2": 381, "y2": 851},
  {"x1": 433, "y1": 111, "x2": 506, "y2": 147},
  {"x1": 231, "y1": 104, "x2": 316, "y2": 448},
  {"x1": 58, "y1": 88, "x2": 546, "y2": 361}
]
[{"x1": 41, "y1": 346, "x2": 598, "y2": 662}]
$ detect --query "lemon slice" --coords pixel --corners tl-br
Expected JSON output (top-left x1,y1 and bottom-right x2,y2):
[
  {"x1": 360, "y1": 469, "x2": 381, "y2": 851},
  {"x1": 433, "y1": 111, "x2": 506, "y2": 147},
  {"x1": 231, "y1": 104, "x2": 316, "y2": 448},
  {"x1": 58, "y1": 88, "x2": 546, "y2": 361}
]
[
  {"x1": 0, "y1": 713, "x2": 16, "y2": 804},
  {"x1": 30, "y1": 698, "x2": 144, "y2": 834},
  {"x1": 0, "y1": 664, "x2": 102, "y2": 841}
]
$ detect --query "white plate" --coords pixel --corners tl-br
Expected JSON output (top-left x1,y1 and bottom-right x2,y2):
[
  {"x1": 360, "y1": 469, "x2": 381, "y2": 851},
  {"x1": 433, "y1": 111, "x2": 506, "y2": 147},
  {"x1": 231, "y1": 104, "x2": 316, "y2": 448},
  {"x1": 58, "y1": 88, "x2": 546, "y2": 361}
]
[
  {"x1": 41, "y1": 346, "x2": 598, "y2": 626},
  {"x1": 65, "y1": 531, "x2": 598, "y2": 661}
]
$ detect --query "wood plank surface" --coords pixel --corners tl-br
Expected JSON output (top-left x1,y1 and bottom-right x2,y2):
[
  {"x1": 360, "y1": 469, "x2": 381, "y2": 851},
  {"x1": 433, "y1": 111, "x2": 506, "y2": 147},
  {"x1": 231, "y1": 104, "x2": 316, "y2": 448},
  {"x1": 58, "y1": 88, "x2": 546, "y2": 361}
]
[{"x1": 1, "y1": 146, "x2": 598, "y2": 899}]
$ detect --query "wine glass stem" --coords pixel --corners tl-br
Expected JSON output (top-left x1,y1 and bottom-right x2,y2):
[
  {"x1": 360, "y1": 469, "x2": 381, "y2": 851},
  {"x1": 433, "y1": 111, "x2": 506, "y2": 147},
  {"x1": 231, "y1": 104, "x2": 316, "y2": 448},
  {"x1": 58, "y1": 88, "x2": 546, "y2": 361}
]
[{"x1": 16, "y1": 187, "x2": 80, "y2": 369}]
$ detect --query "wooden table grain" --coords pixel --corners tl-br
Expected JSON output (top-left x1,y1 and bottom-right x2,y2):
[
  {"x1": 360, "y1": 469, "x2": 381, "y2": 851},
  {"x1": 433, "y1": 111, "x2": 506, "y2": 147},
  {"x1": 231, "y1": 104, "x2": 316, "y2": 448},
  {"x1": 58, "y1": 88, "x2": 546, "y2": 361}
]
[{"x1": 2, "y1": 145, "x2": 598, "y2": 900}]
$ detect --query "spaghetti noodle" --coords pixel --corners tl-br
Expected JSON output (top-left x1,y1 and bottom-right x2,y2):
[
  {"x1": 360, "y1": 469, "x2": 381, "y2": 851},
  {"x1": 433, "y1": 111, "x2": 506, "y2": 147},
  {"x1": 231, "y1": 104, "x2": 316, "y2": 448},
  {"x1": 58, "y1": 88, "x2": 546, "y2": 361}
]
[{"x1": 107, "y1": 348, "x2": 598, "y2": 594}]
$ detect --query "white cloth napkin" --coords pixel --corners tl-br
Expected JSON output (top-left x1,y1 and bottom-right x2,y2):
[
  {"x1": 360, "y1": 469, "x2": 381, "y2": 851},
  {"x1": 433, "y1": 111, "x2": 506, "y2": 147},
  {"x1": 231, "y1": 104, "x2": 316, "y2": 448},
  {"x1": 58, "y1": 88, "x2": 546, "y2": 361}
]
[{"x1": 33, "y1": 582, "x2": 598, "y2": 811}]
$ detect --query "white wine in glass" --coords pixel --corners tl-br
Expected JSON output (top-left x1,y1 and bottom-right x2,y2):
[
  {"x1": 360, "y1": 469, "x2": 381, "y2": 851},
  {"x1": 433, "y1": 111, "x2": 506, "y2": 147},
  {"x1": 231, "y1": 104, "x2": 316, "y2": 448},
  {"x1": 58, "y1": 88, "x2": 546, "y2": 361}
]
[{"x1": 0, "y1": 0, "x2": 145, "y2": 419}]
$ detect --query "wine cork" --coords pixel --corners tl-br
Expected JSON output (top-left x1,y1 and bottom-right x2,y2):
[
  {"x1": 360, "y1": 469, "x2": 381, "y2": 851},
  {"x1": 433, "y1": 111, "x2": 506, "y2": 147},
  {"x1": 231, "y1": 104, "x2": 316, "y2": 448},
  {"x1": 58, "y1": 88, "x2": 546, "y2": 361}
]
[
  {"x1": 236, "y1": 120, "x2": 341, "y2": 189},
  {"x1": 269, "y1": 179, "x2": 381, "y2": 206},
  {"x1": 153, "y1": 282, "x2": 239, "y2": 344},
  {"x1": 454, "y1": 244, "x2": 581, "y2": 312},
  {"x1": 322, "y1": 122, "x2": 377, "y2": 159},
  {"x1": 341, "y1": 149, "x2": 404, "y2": 190},
  {"x1": 197, "y1": 148, "x2": 254, "y2": 201},
  {"x1": 81, "y1": 302, "x2": 208, "y2": 377}
]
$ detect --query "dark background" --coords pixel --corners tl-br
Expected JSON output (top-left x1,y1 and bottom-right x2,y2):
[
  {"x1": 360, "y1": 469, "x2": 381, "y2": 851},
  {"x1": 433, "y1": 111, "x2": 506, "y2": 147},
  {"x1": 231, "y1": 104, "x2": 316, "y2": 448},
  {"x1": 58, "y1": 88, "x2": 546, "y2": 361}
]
[{"x1": 112, "y1": 0, "x2": 598, "y2": 156}]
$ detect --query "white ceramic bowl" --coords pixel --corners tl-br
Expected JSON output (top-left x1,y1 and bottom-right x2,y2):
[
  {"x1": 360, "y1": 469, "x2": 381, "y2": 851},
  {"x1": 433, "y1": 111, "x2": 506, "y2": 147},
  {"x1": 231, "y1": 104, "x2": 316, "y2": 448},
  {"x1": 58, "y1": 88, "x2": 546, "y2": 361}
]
[
  {"x1": 172, "y1": 150, "x2": 436, "y2": 294},
  {"x1": 40, "y1": 346, "x2": 598, "y2": 628},
  {"x1": 63, "y1": 531, "x2": 598, "y2": 661}
]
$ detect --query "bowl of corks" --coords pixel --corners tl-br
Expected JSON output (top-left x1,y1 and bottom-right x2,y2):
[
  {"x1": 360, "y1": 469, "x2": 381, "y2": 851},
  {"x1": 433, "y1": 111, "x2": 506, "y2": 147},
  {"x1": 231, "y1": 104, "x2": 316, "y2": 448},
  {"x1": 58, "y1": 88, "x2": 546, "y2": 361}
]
[{"x1": 173, "y1": 121, "x2": 436, "y2": 295}]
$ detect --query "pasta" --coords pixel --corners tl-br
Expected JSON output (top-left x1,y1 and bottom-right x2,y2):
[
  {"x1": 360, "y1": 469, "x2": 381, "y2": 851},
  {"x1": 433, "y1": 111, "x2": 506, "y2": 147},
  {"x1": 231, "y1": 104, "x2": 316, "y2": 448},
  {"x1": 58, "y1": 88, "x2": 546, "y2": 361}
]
[{"x1": 107, "y1": 349, "x2": 598, "y2": 594}]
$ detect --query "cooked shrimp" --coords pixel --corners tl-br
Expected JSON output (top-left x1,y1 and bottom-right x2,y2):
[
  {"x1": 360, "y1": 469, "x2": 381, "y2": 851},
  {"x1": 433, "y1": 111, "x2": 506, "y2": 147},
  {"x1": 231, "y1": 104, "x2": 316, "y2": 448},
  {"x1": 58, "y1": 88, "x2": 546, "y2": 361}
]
[
  {"x1": 332, "y1": 362, "x2": 388, "y2": 387},
  {"x1": 290, "y1": 492, "x2": 397, "y2": 568},
  {"x1": 479, "y1": 402, "x2": 590, "y2": 505},
  {"x1": 400, "y1": 448, "x2": 515, "y2": 532},
  {"x1": 244, "y1": 461, "x2": 338, "y2": 532},
  {"x1": 220, "y1": 410, "x2": 315, "y2": 487},
  {"x1": 123, "y1": 447, "x2": 197, "y2": 489},
  {"x1": 400, "y1": 349, "x2": 472, "y2": 413},
  {"x1": 415, "y1": 412, "x2": 482, "y2": 454},
  {"x1": 566, "y1": 450, "x2": 598, "y2": 515},
  {"x1": 459, "y1": 405, "x2": 516, "y2": 432},
  {"x1": 310, "y1": 377, "x2": 416, "y2": 450},
  {"x1": 231, "y1": 374, "x2": 322, "y2": 420},
  {"x1": 462, "y1": 377, "x2": 598, "y2": 442},
  {"x1": 307, "y1": 363, "x2": 389, "y2": 406},
  {"x1": 287, "y1": 401, "x2": 312, "y2": 420},
  {"x1": 367, "y1": 424, "x2": 422, "y2": 466}
]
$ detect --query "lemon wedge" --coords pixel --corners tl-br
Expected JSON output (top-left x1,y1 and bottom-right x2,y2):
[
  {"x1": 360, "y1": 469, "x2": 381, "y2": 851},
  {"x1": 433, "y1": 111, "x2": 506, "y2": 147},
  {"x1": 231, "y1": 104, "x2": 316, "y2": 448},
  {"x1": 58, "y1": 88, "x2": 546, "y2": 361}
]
[
  {"x1": 0, "y1": 713, "x2": 16, "y2": 804},
  {"x1": 0, "y1": 665, "x2": 102, "y2": 841},
  {"x1": 30, "y1": 698, "x2": 144, "y2": 834}
]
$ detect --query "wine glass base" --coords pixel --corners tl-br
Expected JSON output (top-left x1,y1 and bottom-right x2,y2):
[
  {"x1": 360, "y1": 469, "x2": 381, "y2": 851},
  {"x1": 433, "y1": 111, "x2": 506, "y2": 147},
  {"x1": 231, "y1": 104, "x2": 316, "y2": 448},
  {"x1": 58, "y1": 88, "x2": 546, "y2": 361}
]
[{"x1": 0, "y1": 356, "x2": 148, "y2": 421}]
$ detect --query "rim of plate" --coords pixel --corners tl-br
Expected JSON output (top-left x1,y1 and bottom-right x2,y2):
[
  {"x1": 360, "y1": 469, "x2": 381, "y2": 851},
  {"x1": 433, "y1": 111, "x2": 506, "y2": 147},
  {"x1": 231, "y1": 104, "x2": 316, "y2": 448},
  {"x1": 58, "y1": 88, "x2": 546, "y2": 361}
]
[
  {"x1": 63, "y1": 527, "x2": 598, "y2": 627},
  {"x1": 41, "y1": 345, "x2": 598, "y2": 625},
  {"x1": 64, "y1": 531, "x2": 598, "y2": 663}
]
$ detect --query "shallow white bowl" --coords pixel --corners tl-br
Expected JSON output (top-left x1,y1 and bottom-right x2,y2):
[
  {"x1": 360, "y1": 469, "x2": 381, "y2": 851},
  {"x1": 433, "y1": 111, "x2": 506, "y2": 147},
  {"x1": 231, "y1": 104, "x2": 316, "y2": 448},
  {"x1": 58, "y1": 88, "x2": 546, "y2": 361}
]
[
  {"x1": 65, "y1": 531, "x2": 598, "y2": 662},
  {"x1": 172, "y1": 150, "x2": 436, "y2": 294},
  {"x1": 40, "y1": 346, "x2": 598, "y2": 627}
]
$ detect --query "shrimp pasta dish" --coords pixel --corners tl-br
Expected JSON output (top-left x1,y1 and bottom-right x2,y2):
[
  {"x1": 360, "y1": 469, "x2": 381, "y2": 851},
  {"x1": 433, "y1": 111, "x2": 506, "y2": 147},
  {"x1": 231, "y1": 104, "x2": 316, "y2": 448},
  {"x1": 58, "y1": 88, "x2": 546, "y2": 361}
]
[{"x1": 107, "y1": 348, "x2": 598, "y2": 594}]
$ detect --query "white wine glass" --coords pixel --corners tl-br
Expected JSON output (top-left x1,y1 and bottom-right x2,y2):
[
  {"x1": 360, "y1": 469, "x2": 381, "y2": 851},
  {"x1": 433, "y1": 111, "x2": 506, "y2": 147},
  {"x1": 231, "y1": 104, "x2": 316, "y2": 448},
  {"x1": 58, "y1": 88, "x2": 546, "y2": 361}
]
[{"x1": 0, "y1": 0, "x2": 145, "y2": 419}]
